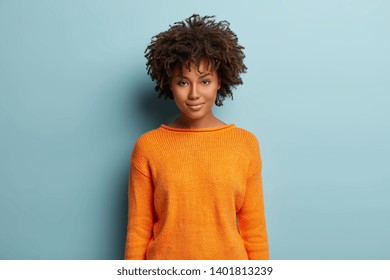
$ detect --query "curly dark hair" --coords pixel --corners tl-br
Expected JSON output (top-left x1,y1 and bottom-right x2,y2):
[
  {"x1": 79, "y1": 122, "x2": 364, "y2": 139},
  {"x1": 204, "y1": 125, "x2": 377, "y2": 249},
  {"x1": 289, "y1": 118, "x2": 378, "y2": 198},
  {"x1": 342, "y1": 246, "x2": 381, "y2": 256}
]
[{"x1": 144, "y1": 14, "x2": 247, "y2": 106}]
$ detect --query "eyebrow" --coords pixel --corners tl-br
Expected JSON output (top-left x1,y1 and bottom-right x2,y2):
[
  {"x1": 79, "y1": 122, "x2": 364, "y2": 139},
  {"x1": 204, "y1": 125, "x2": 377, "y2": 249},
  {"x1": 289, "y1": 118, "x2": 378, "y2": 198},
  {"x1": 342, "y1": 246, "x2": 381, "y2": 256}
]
[{"x1": 174, "y1": 73, "x2": 213, "y2": 79}]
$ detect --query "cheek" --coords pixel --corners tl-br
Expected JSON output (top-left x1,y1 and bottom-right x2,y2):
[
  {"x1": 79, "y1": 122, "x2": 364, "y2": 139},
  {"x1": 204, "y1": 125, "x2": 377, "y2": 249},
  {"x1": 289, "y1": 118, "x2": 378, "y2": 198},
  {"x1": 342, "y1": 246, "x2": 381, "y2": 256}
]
[
  {"x1": 171, "y1": 87, "x2": 186, "y2": 100},
  {"x1": 205, "y1": 86, "x2": 219, "y2": 100},
  {"x1": 171, "y1": 89, "x2": 187, "y2": 109}
]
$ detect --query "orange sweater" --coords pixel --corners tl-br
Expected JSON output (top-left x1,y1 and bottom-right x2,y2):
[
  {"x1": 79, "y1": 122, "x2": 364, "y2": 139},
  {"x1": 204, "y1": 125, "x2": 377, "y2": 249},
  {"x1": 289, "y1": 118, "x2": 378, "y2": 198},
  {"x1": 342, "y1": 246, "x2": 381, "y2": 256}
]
[{"x1": 124, "y1": 124, "x2": 269, "y2": 260}]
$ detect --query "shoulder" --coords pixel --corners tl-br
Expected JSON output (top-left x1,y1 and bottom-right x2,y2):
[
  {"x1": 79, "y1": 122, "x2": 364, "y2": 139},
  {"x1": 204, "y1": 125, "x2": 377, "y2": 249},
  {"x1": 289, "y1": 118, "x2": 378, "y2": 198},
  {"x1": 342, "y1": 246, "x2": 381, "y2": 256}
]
[
  {"x1": 233, "y1": 126, "x2": 258, "y2": 139},
  {"x1": 232, "y1": 126, "x2": 263, "y2": 175},
  {"x1": 232, "y1": 126, "x2": 260, "y2": 148},
  {"x1": 131, "y1": 127, "x2": 164, "y2": 160},
  {"x1": 134, "y1": 127, "x2": 162, "y2": 145}
]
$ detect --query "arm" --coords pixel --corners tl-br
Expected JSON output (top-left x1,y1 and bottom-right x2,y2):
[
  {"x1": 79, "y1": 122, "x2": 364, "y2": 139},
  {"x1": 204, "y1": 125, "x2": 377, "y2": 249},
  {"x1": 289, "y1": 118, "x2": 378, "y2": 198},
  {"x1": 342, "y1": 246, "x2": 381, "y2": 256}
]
[
  {"x1": 237, "y1": 169, "x2": 269, "y2": 259},
  {"x1": 237, "y1": 137, "x2": 269, "y2": 260},
  {"x1": 124, "y1": 161, "x2": 154, "y2": 260}
]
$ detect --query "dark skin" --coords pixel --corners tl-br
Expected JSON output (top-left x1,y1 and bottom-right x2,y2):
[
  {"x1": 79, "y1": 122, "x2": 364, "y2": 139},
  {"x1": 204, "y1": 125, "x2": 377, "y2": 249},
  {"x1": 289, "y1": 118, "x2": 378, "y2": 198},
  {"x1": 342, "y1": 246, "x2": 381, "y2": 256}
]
[{"x1": 168, "y1": 60, "x2": 227, "y2": 129}]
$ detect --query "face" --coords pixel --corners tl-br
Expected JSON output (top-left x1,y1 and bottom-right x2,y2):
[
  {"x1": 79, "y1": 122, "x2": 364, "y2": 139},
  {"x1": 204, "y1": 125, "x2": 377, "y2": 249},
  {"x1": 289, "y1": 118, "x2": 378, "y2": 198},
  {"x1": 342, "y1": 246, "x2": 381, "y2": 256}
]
[{"x1": 170, "y1": 60, "x2": 221, "y2": 126}]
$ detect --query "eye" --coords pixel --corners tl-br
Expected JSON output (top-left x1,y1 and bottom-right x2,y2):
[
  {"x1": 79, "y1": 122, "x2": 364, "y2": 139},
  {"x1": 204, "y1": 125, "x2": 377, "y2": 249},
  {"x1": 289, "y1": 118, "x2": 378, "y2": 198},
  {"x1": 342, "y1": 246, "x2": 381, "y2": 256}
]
[
  {"x1": 202, "y1": 79, "x2": 211, "y2": 85},
  {"x1": 177, "y1": 80, "x2": 188, "y2": 86}
]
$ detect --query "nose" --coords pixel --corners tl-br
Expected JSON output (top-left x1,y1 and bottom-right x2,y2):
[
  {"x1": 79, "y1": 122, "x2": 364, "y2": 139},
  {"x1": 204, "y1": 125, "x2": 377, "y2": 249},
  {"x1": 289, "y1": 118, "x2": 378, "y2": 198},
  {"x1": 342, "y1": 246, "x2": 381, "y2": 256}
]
[{"x1": 188, "y1": 84, "x2": 200, "y2": 100}]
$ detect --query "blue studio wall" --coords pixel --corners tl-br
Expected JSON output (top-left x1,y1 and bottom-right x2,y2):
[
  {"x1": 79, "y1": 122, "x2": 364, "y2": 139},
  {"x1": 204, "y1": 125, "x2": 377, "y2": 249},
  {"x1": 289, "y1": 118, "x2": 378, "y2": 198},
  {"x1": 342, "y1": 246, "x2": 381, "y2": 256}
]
[{"x1": 0, "y1": 0, "x2": 389, "y2": 259}]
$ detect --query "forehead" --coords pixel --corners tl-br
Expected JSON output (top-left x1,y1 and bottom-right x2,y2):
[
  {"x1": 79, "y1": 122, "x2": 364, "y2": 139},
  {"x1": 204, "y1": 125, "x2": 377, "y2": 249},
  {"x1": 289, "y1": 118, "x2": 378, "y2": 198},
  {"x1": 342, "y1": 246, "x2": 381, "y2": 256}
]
[{"x1": 172, "y1": 59, "x2": 215, "y2": 76}]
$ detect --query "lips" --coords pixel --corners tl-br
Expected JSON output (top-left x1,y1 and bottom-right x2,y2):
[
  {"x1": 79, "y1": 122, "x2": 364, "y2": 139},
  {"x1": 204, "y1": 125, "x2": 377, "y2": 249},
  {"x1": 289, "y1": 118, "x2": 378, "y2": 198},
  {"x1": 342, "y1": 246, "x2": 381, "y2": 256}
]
[
  {"x1": 186, "y1": 102, "x2": 205, "y2": 110},
  {"x1": 187, "y1": 102, "x2": 205, "y2": 106}
]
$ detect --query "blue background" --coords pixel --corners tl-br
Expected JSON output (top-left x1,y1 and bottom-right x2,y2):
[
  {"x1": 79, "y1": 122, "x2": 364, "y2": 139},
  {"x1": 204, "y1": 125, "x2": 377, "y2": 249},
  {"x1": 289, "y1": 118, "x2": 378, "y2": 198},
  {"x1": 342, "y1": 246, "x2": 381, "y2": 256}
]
[{"x1": 1, "y1": 0, "x2": 389, "y2": 260}]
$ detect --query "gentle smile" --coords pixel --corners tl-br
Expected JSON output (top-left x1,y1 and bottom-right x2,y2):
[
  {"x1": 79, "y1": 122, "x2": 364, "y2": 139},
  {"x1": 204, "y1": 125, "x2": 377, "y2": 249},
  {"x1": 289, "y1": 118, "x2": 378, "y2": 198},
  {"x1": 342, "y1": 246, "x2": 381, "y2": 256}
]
[
  {"x1": 187, "y1": 102, "x2": 205, "y2": 106},
  {"x1": 186, "y1": 102, "x2": 205, "y2": 110}
]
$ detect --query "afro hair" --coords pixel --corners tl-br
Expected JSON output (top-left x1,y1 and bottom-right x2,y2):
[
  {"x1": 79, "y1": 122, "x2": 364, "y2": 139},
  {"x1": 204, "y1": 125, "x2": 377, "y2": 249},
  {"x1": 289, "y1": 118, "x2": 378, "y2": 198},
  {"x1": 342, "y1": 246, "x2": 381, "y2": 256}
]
[{"x1": 144, "y1": 14, "x2": 247, "y2": 106}]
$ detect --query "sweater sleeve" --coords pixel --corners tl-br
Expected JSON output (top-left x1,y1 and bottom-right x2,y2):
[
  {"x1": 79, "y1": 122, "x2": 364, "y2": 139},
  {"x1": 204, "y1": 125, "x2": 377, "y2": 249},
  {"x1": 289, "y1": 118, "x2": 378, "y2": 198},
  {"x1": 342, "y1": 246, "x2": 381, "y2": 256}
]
[
  {"x1": 237, "y1": 138, "x2": 270, "y2": 260},
  {"x1": 124, "y1": 141, "x2": 154, "y2": 260}
]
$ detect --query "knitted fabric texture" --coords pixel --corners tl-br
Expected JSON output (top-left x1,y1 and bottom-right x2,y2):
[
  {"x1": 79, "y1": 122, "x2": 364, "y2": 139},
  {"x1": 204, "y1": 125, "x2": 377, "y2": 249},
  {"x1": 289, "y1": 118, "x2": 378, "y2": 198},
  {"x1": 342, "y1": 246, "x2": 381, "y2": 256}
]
[{"x1": 124, "y1": 124, "x2": 269, "y2": 260}]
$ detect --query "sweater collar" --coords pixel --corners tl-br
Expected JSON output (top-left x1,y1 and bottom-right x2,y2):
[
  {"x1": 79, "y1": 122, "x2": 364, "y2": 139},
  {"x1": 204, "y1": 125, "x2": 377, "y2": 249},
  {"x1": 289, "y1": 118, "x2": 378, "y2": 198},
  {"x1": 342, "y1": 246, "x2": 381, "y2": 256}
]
[{"x1": 160, "y1": 124, "x2": 235, "y2": 132}]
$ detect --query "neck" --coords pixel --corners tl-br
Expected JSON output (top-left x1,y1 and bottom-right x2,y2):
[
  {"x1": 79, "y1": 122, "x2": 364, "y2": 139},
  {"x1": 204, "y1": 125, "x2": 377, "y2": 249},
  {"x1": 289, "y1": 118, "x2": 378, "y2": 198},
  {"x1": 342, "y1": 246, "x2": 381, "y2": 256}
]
[{"x1": 171, "y1": 114, "x2": 225, "y2": 129}]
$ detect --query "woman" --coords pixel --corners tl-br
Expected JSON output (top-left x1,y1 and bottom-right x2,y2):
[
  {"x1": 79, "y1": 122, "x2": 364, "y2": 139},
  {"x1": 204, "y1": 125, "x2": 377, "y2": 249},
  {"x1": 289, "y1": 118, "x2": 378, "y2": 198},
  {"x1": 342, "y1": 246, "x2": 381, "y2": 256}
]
[{"x1": 125, "y1": 14, "x2": 269, "y2": 260}]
